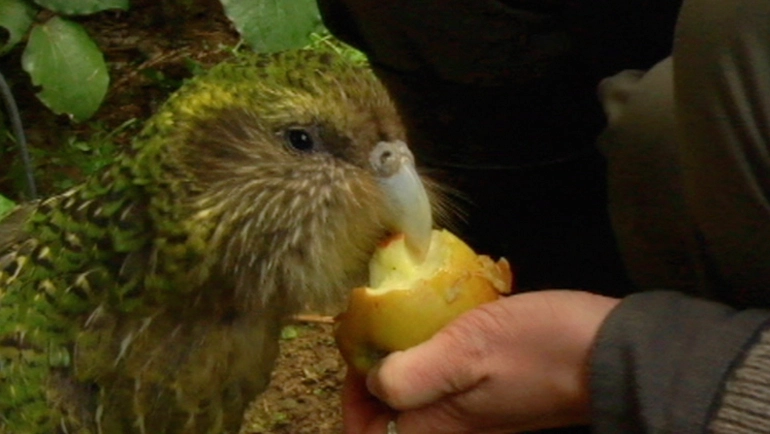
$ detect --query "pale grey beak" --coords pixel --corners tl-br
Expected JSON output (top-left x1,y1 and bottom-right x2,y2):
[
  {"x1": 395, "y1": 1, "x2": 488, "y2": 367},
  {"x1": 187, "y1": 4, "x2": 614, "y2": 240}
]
[{"x1": 370, "y1": 141, "x2": 432, "y2": 262}]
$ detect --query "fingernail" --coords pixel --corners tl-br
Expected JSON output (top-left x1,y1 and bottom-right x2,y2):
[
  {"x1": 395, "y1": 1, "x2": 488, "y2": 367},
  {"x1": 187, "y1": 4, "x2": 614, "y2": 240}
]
[{"x1": 366, "y1": 360, "x2": 385, "y2": 400}]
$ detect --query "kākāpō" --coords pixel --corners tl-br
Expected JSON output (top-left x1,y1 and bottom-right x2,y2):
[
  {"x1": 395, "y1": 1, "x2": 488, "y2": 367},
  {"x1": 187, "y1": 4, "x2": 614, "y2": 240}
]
[{"x1": 0, "y1": 47, "x2": 450, "y2": 433}]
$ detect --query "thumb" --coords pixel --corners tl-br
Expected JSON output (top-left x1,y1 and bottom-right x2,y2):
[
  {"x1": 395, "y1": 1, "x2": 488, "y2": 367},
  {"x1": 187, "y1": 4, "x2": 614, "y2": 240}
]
[{"x1": 366, "y1": 315, "x2": 488, "y2": 410}]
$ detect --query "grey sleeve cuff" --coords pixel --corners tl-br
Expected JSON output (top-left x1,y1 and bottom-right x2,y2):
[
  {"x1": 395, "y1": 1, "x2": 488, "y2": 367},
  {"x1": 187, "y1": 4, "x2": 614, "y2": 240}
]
[
  {"x1": 710, "y1": 326, "x2": 770, "y2": 433},
  {"x1": 590, "y1": 291, "x2": 770, "y2": 433}
]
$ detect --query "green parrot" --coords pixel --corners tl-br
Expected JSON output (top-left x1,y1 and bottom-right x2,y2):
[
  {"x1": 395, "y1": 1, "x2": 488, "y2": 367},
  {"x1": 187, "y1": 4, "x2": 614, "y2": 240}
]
[{"x1": 0, "y1": 47, "x2": 441, "y2": 433}]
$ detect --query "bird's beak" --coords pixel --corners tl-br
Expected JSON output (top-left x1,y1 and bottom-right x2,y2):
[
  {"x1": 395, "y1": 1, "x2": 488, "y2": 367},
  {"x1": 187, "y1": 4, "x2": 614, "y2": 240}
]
[{"x1": 370, "y1": 141, "x2": 432, "y2": 263}]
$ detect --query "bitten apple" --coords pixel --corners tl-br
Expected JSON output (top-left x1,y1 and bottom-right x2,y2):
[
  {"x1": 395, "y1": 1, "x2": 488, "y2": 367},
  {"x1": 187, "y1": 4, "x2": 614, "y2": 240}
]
[{"x1": 334, "y1": 229, "x2": 513, "y2": 374}]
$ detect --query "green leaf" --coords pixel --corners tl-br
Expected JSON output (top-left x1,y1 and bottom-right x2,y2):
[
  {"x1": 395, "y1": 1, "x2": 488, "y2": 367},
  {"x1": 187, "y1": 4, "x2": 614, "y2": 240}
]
[
  {"x1": 22, "y1": 17, "x2": 109, "y2": 122},
  {"x1": 0, "y1": 0, "x2": 37, "y2": 55},
  {"x1": 280, "y1": 325, "x2": 300, "y2": 340},
  {"x1": 0, "y1": 194, "x2": 16, "y2": 220},
  {"x1": 221, "y1": 0, "x2": 323, "y2": 53},
  {"x1": 32, "y1": 0, "x2": 128, "y2": 15}
]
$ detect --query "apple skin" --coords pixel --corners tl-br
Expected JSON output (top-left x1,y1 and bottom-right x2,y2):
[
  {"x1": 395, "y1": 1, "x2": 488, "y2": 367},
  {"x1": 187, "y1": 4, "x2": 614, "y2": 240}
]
[{"x1": 334, "y1": 229, "x2": 513, "y2": 375}]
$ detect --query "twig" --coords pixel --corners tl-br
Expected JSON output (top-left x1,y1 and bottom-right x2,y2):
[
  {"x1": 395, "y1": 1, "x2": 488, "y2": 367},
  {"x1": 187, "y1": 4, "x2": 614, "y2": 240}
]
[
  {"x1": 291, "y1": 314, "x2": 335, "y2": 324},
  {"x1": 109, "y1": 48, "x2": 192, "y2": 91},
  {"x1": 0, "y1": 70, "x2": 37, "y2": 199}
]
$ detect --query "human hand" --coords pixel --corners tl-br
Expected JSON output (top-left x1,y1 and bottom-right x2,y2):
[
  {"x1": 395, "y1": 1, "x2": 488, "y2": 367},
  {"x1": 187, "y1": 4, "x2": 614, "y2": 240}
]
[{"x1": 342, "y1": 290, "x2": 620, "y2": 434}]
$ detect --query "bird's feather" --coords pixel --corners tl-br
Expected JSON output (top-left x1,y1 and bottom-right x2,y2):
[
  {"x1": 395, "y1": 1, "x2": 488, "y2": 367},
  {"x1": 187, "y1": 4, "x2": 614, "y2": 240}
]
[{"x1": 0, "y1": 46, "x2": 449, "y2": 433}]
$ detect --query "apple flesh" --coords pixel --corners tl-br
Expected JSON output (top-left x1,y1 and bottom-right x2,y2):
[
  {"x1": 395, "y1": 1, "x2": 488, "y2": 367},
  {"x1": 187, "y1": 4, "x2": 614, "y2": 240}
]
[{"x1": 334, "y1": 229, "x2": 513, "y2": 374}]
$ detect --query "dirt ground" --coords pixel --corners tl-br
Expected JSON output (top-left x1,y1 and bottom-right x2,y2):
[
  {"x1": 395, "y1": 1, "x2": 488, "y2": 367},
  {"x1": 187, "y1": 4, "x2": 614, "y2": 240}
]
[
  {"x1": 243, "y1": 321, "x2": 345, "y2": 433},
  {"x1": 1, "y1": 1, "x2": 346, "y2": 432}
]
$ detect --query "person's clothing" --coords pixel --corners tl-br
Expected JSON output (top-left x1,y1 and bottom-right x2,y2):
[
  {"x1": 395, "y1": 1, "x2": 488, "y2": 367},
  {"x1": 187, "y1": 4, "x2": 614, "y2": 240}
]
[
  {"x1": 593, "y1": 0, "x2": 770, "y2": 431},
  {"x1": 319, "y1": 0, "x2": 770, "y2": 432},
  {"x1": 319, "y1": 0, "x2": 679, "y2": 295},
  {"x1": 592, "y1": 292, "x2": 770, "y2": 433}
]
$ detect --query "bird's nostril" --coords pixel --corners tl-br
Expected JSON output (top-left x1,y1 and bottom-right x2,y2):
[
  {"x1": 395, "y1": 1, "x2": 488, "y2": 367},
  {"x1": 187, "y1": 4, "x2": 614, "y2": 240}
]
[{"x1": 370, "y1": 141, "x2": 412, "y2": 178}]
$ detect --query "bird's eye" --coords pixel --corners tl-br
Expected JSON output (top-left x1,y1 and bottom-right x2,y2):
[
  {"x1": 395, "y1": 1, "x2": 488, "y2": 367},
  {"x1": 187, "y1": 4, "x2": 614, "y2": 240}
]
[{"x1": 286, "y1": 128, "x2": 316, "y2": 152}]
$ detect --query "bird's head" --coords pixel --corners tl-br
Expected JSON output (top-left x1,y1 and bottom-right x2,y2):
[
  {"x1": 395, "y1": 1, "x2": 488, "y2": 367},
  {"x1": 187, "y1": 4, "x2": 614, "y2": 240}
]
[{"x1": 134, "y1": 50, "x2": 449, "y2": 314}]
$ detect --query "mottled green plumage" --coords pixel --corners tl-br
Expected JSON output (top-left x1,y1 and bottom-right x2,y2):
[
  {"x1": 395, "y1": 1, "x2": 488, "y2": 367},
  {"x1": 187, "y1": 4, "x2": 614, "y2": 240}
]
[{"x1": 0, "y1": 47, "x2": 432, "y2": 433}]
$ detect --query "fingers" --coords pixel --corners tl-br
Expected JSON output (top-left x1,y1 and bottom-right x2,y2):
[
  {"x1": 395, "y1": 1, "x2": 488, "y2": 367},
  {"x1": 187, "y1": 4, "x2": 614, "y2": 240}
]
[
  {"x1": 367, "y1": 307, "x2": 493, "y2": 410},
  {"x1": 343, "y1": 291, "x2": 621, "y2": 434},
  {"x1": 342, "y1": 369, "x2": 395, "y2": 434},
  {"x1": 343, "y1": 367, "x2": 466, "y2": 434}
]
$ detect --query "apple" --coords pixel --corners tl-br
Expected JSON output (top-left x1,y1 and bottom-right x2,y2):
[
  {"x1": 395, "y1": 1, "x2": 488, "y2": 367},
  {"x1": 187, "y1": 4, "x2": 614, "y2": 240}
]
[{"x1": 334, "y1": 229, "x2": 513, "y2": 374}]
